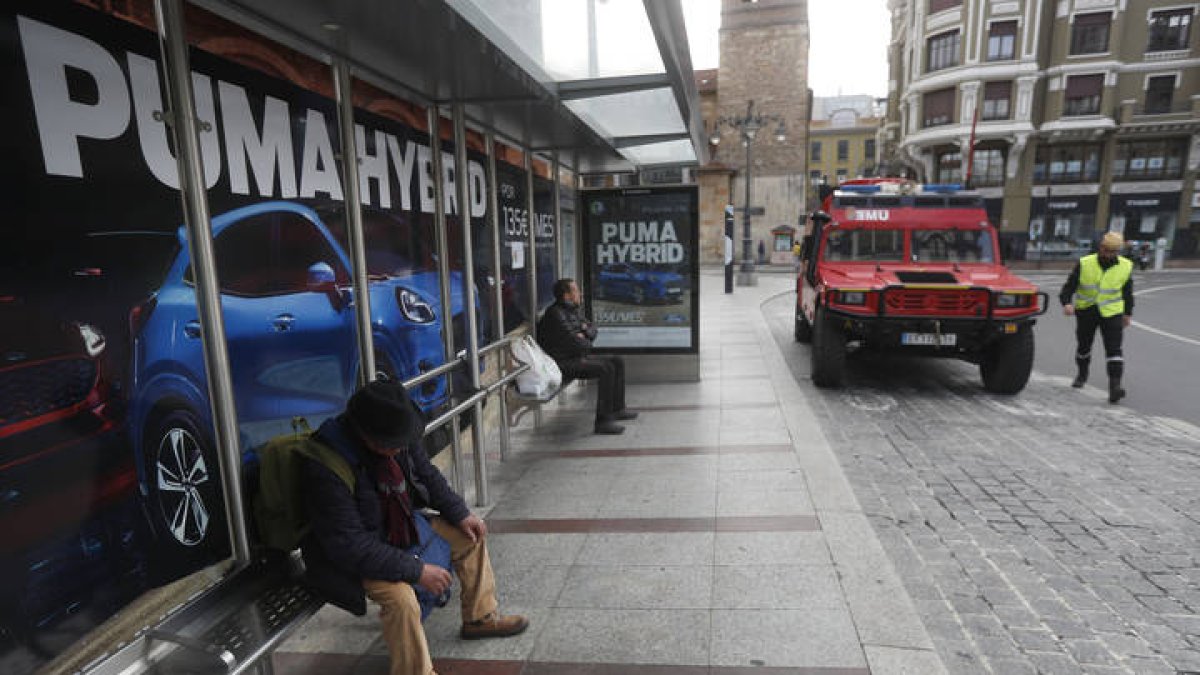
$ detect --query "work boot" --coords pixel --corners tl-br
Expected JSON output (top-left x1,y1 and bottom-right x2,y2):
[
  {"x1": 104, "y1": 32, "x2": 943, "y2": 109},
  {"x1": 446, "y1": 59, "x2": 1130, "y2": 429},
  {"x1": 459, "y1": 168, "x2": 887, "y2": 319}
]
[
  {"x1": 594, "y1": 420, "x2": 625, "y2": 435},
  {"x1": 461, "y1": 612, "x2": 530, "y2": 640},
  {"x1": 1071, "y1": 358, "x2": 1089, "y2": 388},
  {"x1": 1108, "y1": 378, "x2": 1126, "y2": 404},
  {"x1": 614, "y1": 408, "x2": 639, "y2": 421}
]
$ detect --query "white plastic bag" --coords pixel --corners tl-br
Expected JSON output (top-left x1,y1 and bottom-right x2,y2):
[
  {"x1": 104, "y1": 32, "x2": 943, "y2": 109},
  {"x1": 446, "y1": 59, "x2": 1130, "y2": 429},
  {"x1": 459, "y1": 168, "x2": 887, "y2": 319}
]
[{"x1": 511, "y1": 335, "x2": 562, "y2": 398}]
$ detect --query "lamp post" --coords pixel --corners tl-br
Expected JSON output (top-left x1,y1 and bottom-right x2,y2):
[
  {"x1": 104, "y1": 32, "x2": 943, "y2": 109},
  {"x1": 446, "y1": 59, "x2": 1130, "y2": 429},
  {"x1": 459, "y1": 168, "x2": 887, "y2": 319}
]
[{"x1": 710, "y1": 99, "x2": 786, "y2": 286}]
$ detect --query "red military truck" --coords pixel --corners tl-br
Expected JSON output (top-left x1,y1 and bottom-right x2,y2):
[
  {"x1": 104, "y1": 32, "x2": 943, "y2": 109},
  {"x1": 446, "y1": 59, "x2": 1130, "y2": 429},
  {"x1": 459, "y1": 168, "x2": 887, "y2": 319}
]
[{"x1": 795, "y1": 179, "x2": 1047, "y2": 393}]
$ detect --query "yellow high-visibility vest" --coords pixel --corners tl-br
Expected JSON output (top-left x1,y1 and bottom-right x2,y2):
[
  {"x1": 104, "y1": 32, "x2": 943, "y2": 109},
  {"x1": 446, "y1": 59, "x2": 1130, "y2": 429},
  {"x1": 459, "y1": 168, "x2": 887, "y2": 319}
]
[{"x1": 1074, "y1": 253, "x2": 1132, "y2": 317}]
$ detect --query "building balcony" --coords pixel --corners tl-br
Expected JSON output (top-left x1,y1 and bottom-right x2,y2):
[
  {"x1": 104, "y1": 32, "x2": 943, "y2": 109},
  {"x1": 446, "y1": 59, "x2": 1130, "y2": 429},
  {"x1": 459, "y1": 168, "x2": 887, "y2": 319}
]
[{"x1": 1116, "y1": 98, "x2": 1200, "y2": 135}]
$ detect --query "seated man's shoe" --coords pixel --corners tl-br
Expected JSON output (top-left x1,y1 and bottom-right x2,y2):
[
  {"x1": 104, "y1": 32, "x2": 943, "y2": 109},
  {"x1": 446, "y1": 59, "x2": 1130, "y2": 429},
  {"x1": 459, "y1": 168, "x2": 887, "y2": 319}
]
[
  {"x1": 461, "y1": 612, "x2": 529, "y2": 640},
  {"x1": 614, "y1": 409, "x2": 639, "y2": 421},
  {"x1": 594, "y1": 421, "x2": 625, "y2": 435}
]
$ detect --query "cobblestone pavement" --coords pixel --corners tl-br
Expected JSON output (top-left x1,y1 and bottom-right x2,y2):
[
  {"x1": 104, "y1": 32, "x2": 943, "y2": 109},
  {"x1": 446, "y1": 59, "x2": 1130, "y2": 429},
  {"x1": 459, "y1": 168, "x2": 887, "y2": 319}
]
[{"x1": 764, "y1": 293, "x2": 1200, "y2": 675}]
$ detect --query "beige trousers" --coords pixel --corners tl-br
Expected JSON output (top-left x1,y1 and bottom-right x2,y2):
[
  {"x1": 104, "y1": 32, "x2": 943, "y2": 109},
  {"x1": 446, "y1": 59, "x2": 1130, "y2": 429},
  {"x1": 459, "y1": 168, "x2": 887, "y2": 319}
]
[{"x1": 362, "y1": 516, "x2": 498, "y2": 675}]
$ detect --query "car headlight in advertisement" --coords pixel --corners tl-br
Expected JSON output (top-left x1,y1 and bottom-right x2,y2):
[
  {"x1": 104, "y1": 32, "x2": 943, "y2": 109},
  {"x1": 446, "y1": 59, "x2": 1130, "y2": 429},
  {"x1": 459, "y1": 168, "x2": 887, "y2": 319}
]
[
  {"x1": 995, "y1": 293, "x2": 1031, "y2": 308},
  {"x1": 77, "y1": 323, "x2": 107, "y2": 357},
  {"x1": 396, "y1": 288, "x2": 436, "y2": 323},
  {"x1": 833, "y1": 290, "x2": 867, "y2": 305}
]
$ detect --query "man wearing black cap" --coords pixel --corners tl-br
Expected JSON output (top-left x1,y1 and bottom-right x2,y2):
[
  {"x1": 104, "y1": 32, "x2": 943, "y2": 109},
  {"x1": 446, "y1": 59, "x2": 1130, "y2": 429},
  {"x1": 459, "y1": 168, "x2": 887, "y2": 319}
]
[{"x1": 300, "y1": 380, "x2": 527, "y2": 675}]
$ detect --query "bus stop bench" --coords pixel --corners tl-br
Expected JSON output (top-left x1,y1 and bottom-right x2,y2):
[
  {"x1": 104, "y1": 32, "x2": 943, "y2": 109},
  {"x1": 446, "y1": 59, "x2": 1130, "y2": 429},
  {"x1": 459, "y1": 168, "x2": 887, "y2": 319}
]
[
  {"x1": 507, "y1": 377, "x2": 577, "y2": 427},
  {"x1": 90, "y1": 558, "x2": 322, "y2": 675}
]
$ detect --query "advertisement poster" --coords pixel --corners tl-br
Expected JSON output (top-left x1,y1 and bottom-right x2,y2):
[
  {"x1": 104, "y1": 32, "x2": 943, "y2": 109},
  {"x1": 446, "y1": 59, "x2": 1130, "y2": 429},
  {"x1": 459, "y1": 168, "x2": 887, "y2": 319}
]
[
  {"x1": 495, "y1": 162, "x2": 557, "y2": 333},
  {"x1": 0, "y1": 2, "x2": 534, "y2": 670},
  {"x1": 581, "y1": 187, "x2": 699, "y2": 351}
]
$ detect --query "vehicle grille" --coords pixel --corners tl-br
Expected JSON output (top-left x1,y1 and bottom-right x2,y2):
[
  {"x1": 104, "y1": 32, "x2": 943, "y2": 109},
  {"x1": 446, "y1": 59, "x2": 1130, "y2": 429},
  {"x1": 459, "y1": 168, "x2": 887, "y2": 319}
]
[
  {"x1": 884, "y1": 288, "x2": 988, "y2": 316},
  {"x1": 0, "y1": 357, "x2": 97, "y2": 427}
]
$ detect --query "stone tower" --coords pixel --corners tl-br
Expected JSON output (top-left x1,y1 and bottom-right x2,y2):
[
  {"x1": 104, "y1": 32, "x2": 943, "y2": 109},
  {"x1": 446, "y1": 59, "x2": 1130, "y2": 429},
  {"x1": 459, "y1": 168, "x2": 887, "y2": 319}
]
[{"x1": 712, "y1": 0, "x2": 810, "y2": 270}]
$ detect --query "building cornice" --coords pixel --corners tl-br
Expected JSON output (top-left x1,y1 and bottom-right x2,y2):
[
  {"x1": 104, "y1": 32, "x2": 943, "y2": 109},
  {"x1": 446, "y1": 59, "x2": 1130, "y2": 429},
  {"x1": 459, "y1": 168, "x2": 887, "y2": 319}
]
[{"x1": 904, "y1": 60, "x2": 1043, "y2": 96}]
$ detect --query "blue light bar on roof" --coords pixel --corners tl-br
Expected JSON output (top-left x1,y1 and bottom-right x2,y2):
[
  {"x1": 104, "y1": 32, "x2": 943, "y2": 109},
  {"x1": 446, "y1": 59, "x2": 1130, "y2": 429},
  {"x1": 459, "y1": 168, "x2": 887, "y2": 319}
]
[
  {"x1": 921, "y1": 183, "x2": 962, "y2": 193},
  {"x1": 838, "y1": 184, "x2": 881, "y2": 194}
]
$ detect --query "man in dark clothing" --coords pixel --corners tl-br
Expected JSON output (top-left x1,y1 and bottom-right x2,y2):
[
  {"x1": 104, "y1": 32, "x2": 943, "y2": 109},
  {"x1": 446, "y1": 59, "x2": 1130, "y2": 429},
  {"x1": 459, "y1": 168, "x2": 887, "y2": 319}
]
[
  {"x1": 301, "y1": 380, "x2": 528, "y2": 675},
  {"x1": 537, "y1": 278, "x2": 638, "y2": 434},
  {"x1": 1060, "y1": 231, "x2": 1135, "y2": 403}
]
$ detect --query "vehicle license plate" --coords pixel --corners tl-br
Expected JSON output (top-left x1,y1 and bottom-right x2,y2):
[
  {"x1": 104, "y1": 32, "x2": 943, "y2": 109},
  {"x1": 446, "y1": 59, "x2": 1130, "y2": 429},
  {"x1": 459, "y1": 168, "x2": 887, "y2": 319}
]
[{"x1": 901, "y1": 332, "x2": 956, "y2": 346}]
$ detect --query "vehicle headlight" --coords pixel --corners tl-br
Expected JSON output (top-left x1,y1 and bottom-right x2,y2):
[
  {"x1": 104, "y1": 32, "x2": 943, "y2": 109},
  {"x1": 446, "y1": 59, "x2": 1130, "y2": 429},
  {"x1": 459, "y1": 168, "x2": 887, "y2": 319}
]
[
  {"x1": 77, "y1": 323, "x2": 106, "y2": 357},
  {"x1": 995, "y1": 293, "x2": 1030, "y2": 308},
  {"x1": 834, "y1": 290, "x2": 866, "y2": 305},
  {"x1": 396, "y1": 288, "x2": 436, "y2": 323}
]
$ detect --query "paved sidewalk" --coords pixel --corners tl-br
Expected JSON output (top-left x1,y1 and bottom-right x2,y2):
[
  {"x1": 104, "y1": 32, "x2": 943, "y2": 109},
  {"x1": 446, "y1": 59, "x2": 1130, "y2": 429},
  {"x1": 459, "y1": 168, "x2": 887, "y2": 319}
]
[{"x1": 274, "y1": 272, "x2": 946, "y2": 674}]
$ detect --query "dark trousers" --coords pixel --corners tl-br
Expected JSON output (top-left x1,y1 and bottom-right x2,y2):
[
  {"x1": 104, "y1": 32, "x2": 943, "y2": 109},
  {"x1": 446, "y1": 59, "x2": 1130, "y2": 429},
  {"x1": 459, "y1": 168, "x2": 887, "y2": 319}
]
[
  {"x1": 1074, "y1": 306, "x2": 1125, "y2": 378},
  {"x1": 558, "y1": 355, "x2": 626, "y2": 421}
]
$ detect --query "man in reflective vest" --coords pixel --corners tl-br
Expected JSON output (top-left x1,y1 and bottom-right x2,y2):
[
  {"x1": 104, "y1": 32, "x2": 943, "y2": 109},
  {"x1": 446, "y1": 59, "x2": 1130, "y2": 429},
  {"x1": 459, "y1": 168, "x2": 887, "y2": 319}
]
[{"x1": 1059, "y1": 231, "x2": 1135, "y2": 403}]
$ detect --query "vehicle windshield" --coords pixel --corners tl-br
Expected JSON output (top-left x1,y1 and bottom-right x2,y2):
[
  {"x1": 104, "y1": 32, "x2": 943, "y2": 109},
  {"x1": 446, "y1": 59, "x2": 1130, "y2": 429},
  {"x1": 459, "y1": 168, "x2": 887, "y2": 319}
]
[
  {"x1": 823, "y1": 228, "x2": 904, "y2": 262},
  {"x1": 912, "y1": 228, "x2": 994, "y2": 263},
  {"x1": 316, "y1": 205, "x2": 437, "y2": 277}
]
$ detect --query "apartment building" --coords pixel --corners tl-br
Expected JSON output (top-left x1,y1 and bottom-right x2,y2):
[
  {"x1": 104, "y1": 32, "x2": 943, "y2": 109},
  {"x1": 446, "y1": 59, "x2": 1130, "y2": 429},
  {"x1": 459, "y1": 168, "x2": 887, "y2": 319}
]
[
  {"x1": 809, "y1": 96, "x2": 885, "y2": 196},
  {"x1": 883, "y1": 0, "x2": 1200, "y2": 260}
]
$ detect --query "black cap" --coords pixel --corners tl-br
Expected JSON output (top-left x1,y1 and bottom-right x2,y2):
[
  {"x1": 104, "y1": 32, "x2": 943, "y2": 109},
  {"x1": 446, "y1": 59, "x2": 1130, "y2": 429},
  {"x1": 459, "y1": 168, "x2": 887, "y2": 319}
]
[{"x1": 346, "y1": 380, "x2": 426, "y2": 448}]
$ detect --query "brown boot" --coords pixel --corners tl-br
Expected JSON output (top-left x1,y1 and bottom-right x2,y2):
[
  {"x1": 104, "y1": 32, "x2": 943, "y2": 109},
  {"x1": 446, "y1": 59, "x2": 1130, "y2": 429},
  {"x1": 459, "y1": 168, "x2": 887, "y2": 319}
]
[{"x1": 460, "y1": 612, "x2": 529, "y2": 640}]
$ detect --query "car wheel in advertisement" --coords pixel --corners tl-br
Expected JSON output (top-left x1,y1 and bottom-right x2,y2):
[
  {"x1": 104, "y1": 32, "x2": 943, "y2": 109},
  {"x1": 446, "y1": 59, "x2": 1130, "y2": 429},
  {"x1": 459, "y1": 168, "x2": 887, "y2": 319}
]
[{"x1": 142, "y1": 408, "x2": 228, "y2": 576}]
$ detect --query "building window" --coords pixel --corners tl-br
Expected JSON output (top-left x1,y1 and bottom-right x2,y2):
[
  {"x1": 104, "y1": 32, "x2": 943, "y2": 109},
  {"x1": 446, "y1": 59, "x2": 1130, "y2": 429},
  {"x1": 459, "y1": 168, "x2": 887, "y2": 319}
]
[
  {"x1": 836, "y1": 168, "x2": 848, "y2": 183},
  {"x1": 927, "y1": 30, "x2": 960, "y2": 72},
  {"x1": 923, "y1": 88, "x2": 956, "y2": 127},
  {"x1": 1063, "y1": 74, "x2": 1104, "y2": 116},
  {"x1": 864, "y1": 139, "x2": 876, "y2": 160},
  {"x1": 982, "y1": 81, "x2": 1013, "y2": 120},
  {"x1": 935, "y1": 149, "x2": 962, "y2": 184},
  {"x1": 971, "y1": 148, "x2": 1006, "y2": 187},
  {"x1": 810, "y1": 170, "x2": 822, "y2": 182},
  {"x1": 1144, "y1": 75, "x2": 1175, "y2": 114},
  {"x1": 1147, "y1": 8, "x2": 1193, "y2": 52},
  {"x1": 987, "y1": 21, "x2": 1017, "y2": 61},
  {"x1": 1070, "y1": 12, "x2": 1111, "y2": 55},
  {"x1": 1033, "y1": 143, "x2": 1102, "y2": 183},
  {"x1": 929, "y1": 0, "x2": 961, "y2": 13},
  {"x1": 811, "y1": 141, "x2": 822, "y2": 161},
  {"x1": 837, "y1": 140, "x2": 849, "y2": 161},
  {"x1": 1112, "y1": 138, "x2": 1187, "y2": 180}
]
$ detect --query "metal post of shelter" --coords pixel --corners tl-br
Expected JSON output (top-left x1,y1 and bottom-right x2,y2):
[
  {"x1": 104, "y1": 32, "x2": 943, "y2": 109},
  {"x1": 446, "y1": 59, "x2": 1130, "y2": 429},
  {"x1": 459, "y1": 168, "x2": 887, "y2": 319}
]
[
  {"x1": 330, "y1": 43, "x2": 376, "y2": 387},
  {"x1": 452, "y1": 104, "x2": 488, "y2": 506},
  {"x1": 427, "y1": 106, "x2": 463, "y2": 493},
  {"x1": 152, "y1": 0, "x2": 250, "y2": 567},
  {"x1": 486, "y1": 133, "x2": 512, "y2": 461},
  {"x1": 553, "y1": 152, "x2": 563, "y2": 279},
  {"x1": 524, "y1": 150, "x2": 539, "y2": 338}
]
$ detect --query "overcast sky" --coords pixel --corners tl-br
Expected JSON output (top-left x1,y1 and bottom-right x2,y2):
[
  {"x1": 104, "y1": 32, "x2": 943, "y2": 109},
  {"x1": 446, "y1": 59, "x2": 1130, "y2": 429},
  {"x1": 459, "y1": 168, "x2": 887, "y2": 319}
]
[{"x1": 683, "y1": 0, "x2": 890, "y2": 98}]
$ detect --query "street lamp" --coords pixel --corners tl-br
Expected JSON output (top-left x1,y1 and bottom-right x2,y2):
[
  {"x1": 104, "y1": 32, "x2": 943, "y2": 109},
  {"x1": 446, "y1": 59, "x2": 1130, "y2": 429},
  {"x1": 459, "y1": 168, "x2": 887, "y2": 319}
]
[{"x1": 711, "y1": 99, "x2": 787, "y2": 286}]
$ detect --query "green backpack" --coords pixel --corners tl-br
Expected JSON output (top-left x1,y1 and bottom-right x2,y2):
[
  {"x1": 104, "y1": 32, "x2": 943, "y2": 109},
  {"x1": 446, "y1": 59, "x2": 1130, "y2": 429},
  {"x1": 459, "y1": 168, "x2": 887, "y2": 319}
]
[{"x1": 254, "y1": 417, "x2": 356, "y2": 552}]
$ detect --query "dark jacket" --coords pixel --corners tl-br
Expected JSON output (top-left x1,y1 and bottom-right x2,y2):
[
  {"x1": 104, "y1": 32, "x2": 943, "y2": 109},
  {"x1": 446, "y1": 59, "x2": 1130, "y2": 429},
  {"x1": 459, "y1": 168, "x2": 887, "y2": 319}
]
[
  {"x1": 537, "y1": 300, "x2": 598, "y2": 363},
  {"x1": 1059, "y1": 257, "x2": 1134, "y2": 316},
  {"x1": 300, "y1": 415, "x2": 469, "y2": 615}
]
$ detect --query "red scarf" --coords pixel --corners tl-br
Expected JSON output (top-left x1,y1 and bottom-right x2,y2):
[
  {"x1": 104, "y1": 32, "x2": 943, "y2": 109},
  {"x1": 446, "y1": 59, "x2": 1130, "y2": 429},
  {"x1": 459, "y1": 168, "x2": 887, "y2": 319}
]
[{"x1": 376, "y1": 455, "x2": 418, "y2": 548}]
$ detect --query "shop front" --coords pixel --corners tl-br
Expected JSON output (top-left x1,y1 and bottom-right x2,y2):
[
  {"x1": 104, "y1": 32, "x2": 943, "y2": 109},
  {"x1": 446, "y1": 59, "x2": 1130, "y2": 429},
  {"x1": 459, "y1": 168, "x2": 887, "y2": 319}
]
[
  {"x1": 1109, "y1": 193, "x2": 1181, "y2": 259},
  {"x1": 1027, "y1": 195, "x2": 1099, "y2": 260}
]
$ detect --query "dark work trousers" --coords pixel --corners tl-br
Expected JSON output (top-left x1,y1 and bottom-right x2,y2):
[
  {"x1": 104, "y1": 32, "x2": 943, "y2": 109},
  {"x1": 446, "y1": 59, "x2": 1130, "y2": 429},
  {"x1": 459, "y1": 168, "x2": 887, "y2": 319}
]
[
  {"x1": 1074, "y1": 306, "x2": 1125, "y2": 380},
  {"x1": 558, "y1": 355, "x2": 627, "y2": 422}
]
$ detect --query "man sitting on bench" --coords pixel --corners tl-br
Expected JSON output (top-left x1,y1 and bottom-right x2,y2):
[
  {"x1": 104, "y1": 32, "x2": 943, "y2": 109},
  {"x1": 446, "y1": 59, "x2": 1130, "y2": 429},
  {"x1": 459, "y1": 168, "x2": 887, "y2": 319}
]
[
  {"x1": 537, "y1": 278, "x2": 638, "y2": 434},
  {"x1": 301, "y1": 381, "x2": 528, "y2": 675}
]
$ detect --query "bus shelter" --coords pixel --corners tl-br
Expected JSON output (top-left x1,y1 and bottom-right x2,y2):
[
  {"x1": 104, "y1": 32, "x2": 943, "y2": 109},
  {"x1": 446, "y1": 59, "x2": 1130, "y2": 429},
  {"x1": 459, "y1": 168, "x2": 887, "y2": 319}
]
[{"x1": 0, "y1": 0, "x2": 705, "y2": 672}]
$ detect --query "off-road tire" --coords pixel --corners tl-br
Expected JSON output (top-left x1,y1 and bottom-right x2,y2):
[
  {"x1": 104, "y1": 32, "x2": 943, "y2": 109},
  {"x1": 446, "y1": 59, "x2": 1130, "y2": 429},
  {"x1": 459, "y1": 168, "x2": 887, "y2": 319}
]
[
  {"x1": 811, "y1": 306, "x2": 846, "y2": 388},
  {"x1": 980, "y1": 326, "x2": 1035, "y2": 394},
  {"x1": 794, "y1": 307, "x2": 813, "y2": 343}
]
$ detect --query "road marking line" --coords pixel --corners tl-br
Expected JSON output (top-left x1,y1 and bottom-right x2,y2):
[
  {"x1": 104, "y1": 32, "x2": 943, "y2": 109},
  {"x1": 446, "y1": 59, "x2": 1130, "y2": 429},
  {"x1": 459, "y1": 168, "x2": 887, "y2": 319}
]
[
  {"x1": 1133, "y1": 281, "x2": 1200, "y2": 297},
  {"x1": 1131, "y1": 320, "x2": 1200, "y2": 347}
]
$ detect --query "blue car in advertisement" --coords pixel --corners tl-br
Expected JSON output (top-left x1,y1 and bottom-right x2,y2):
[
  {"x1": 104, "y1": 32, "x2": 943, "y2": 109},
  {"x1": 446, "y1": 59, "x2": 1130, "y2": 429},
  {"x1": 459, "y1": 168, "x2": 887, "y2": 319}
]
[
  {"x1": 123, "y1": 201, "x2": 467, "y2": 562},
  {"x1": 596, "y1": 263, "x2": 687, "y2": 305}
]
